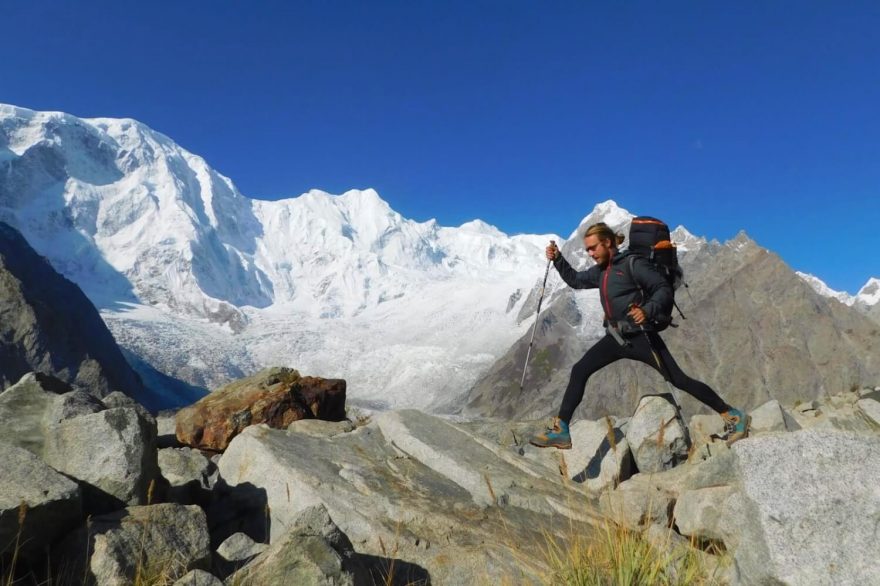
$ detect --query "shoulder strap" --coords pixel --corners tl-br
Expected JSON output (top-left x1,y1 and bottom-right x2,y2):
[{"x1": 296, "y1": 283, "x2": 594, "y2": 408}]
[{"x1": 626, "y1": 254, "x2": 646, "y2": 300}]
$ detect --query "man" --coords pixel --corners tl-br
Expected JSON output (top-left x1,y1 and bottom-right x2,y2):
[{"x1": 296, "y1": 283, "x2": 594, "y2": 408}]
[{"x1": 529, "y1": 222, "x2": 750, "y2": 449}]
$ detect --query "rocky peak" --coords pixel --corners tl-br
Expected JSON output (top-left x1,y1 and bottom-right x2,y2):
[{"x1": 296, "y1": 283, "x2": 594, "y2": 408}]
[{"x1": 0, "y1": 221, "x2": 155, "y2": 406}]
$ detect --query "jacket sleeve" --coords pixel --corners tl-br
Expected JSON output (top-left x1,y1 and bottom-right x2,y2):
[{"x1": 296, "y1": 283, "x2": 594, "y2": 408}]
[
  {"x1": 631, "y1": 256, "x2": 673, "y2": 320},
  {"x1": 553, "y1": 254, "x2": 600, "y2": 289}
]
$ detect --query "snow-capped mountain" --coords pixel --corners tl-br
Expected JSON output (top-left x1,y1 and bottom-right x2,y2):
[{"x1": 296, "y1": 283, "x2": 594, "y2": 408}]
[
  {"x1": 796, "y1": 273, "x2": 880, "y2": 309},
  {"x1": 3, "y1": 103, "x2": 875, "y2": 410},
  {"x1": 796, "y1": 272, "x2": 856, "y2": 306},
  {"x1": 856, "y1": 278, "x2": 880, "y2": 306},
  {"x1": 0, "y1": 104, "x2": 559, "y2": 409}
]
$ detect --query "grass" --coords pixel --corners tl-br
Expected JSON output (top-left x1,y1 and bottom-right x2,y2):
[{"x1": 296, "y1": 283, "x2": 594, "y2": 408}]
[
  {"x1": 540, "y1": 517, "x2": 726, "y2": 586},
  {"x1": 1, "y1": 501, "x2": 28, "y2": 586},
  {"x1": 471, "y1": 442, "x2": 728, "y2": 586}
]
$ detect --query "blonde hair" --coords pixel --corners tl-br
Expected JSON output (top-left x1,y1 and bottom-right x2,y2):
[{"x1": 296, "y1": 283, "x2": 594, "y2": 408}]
[{"x1": 584, "y1": 222, "x2": 625, "y2": 247}]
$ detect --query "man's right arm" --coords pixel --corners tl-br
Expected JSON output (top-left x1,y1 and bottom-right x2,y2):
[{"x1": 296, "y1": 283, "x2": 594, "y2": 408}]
[{"x1": 553, "y1": 254, "x2": 599, "y2": 290}]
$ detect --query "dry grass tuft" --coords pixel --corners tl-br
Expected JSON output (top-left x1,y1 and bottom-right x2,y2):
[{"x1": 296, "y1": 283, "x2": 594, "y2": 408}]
[{"x1": 540, "y1": 516, "x2": 726, "y2": 586}]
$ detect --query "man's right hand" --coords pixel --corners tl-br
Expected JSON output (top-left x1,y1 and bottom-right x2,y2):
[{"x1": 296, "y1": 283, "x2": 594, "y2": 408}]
[{"x1": 546, "y1": 241, "x2": 559, "y2": 261}]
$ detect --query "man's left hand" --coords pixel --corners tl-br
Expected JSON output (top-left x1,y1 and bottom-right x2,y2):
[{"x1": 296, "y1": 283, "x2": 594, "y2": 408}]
[{"x1": 627, "y1": 305, "x2": 647, "y2": 325}]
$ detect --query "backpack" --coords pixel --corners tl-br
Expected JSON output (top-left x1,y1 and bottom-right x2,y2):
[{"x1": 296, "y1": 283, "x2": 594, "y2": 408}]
[{"x1": 626, "y1": 216, "x2": 687, "y2": 330}]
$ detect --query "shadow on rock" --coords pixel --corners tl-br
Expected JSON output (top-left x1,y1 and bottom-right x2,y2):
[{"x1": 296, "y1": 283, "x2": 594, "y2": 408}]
[{"x1": 206, "y1": 479, "x2": 270, "y2": 550}]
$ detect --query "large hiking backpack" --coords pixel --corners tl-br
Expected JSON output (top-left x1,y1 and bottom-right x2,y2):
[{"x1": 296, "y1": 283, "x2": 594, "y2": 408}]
[{"x1": 626, "y1": 216, "x2": 687, "y2": 330}]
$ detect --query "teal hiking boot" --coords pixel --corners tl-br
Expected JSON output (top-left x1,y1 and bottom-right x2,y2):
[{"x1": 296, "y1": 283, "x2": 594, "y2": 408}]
[
  {"x1": 722, "y1": 408, "x2": 751, "y2": 445},
  {"x1": 529, "y1": 417, "x2": 572, "y2": 449}
]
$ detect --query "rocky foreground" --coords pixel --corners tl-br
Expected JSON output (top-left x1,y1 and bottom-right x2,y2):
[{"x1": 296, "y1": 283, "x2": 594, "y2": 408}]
[{"x1": 2, "y1": 366, "x2": 880, "y2": 585}]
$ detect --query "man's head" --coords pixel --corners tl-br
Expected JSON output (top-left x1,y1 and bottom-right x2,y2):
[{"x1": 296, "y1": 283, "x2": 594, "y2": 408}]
[{"x1": 583, "y1": 223, "x2": 624, "y2": 267}]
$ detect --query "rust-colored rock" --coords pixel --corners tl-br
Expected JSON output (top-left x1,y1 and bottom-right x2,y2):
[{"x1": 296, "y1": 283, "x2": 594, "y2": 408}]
[{"x1": 175, "y1": 367, "x2": 346, "y2": 451}]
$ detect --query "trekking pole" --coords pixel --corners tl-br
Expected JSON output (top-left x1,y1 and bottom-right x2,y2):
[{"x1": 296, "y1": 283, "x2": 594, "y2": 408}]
[
  {"x1": 630, "y1": 304, "x2": 685, "y2": 413},
  {"x1": 520, "y1": 240, "x2": 556, "y2": 391}
]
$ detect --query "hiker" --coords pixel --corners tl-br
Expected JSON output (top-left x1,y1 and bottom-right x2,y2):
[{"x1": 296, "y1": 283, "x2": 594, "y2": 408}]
[{"x1": 529, "y1": 222, "x2": 750, "y2": 449}]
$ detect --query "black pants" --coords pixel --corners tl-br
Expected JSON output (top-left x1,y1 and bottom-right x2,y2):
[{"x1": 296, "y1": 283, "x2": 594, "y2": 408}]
[{"x1": 558, "y1": 331, "x2": 730, "y2": 423}]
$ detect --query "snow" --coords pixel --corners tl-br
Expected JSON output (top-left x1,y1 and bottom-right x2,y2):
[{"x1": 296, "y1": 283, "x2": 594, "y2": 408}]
[
  {"x1": 3, "y1": 103, "x2": 872, "y2": 410},
  {"x1": 796, "y1": 272, "x2": 856, "y2": 306},
  {"x1": 856, "y1": 277, "x2": 880, "y2": 306},
  {"x1": 1, "y1": 103, "x2": 574, "y2": 409},
  {"x1": 795, "y1": 273, "x2": 880, "y2": 308}
]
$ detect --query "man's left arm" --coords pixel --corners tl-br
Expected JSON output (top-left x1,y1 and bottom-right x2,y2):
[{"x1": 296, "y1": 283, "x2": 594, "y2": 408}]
[{"x1": 632, "y1": 257, "x2": 673, "y2": 320}]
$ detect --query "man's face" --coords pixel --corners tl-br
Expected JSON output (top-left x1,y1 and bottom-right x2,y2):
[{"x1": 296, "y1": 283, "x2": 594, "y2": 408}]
[{"x1": 584, "y1": 234, "x2": 612, "y2": 267}]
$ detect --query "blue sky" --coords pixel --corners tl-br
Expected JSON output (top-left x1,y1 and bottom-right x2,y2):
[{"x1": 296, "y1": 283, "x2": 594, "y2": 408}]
[{"x1": 3, "y1": 1, "x2": 878, "y2": 293}]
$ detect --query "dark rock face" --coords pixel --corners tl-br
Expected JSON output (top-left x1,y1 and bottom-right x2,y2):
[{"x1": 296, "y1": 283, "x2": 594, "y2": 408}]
[
  {"x1": 0, "y1": 443, "x2": 82, "y2": 559},
  {"x1": 464, "y1": 234, "x2": 880, "y2": 420},
  {"x1": 175, "y1": 367, "x2": 347, "y2": 451},
  {"x1": 0, "y1": 222, "x2": 147, "y2": 403}
]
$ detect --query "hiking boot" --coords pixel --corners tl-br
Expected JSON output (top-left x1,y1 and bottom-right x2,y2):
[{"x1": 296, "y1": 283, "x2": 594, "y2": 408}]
[
  {"x1": 721, "y1": 408, "x2": 751, "y2": 445},
  {"x1": 529, "y1": 417, "x2": 572, "y2": 449}
]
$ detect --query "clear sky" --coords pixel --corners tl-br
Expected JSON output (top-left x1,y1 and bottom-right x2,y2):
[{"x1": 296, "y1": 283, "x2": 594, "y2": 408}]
[{"x1": 3, "y1": 1, "x2": 878, "y2": 293}]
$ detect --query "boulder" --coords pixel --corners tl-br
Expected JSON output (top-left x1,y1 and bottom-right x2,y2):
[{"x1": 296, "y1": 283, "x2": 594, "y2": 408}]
[
  {"x1": 287, "y1": 418, "x2": 356, "y2": 437},
  {"x1": 158, "y1": 447, "x2": 216, "y2": 505},
  {"x1": 598, "y1": 475, "x2": 674, "y2": 529},
  {"x1": 175, "y1": 367, "x2": 346, "y2": 451},
  {"x1": 58, "y1": 503, "x2": 210, "y2": 586},
  {"x1": 0, "y1": 443, "x2": 81, "y2": 558},
  {"x1": 172, "y1": 569, "x2": 223, "y2": 586},
  {"x1": 0, "y1": 373, "x2": 111, "y2": 458},
  {"x1": 730, "y1": 430, "x2": 880, "y2": 585},
  {"x1": 43, "y1": 407, "x2": 159, "y2": 513},
  {"x1": 46, "y1": 390, "x2": 106, "y2": 424},
  {"x1": 857, "y1": 397, "x2": 880, "y2": 428},
  {"x1": 0, "y1": 372, "x2": 73, "y2": 454},
  {"x1": 672, "y1": 486, "x2": 739, "y2": 548},
  {"x1": 101, "y1": 391, "x2": 155, "y2": 424},
  {"x1": 564, "y1": 417, "x2": 634, "y2": 491},
  {"x1": 626, "y1": 395, "x2": 690, "y2": 473},
  {"x1": 228, "y1": 505, "x2": 366, "y2": 585},
  {"x1": 216, "y1": 410, "x2": 596, "y2": 584},
  {"x1": 746, "y1": 399, "x2": 788, "y2": 434},
  {"x1": 216, "y1": 532, "x2": 268, "y2": 563}
]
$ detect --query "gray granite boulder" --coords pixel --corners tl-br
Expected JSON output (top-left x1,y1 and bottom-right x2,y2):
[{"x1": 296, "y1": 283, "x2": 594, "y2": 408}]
[
  {"x1": 46, "y1": 390, "x2": 106, "y2": 424},
  {"x1": 748, "y1": 399, "x2": 789, "y2": 434},
  {"x1": 0, "y1": 443, "x2": 82, "y2": 558},
  {"x1": 172, "y1": 569, "x2": 223, "y2": 586},
  {"x1": 228, "y1": 505, "x2": 366, "y2": 585},
  {"x1": 730, "y1": 430, "x2": 880, "y2": 585},
  {"x1": 158, "y1": 447, "x2": 215, "y2": 505},
  {"x1": 564, "y1": 417, "x2": 634, "y2": 491},
  {"x1": 0, "y1": 372, "x2": 75, "y2": 455},
  {"x1": 216, "y1": 532, "x2": 267, "y2": 563},
  {"x1": 59, "y1": 503, "x2": 210, "y2": 586},
  {"x1": 216, "y1": 410, "x2": 598, "y2": 584},
  {"x1": 626, "y1": 394, "x2": 690, "y2": 473},
  {"x1": 43, "y1": 407, "x2": 159, "y2": 513},
  {"x1": 101, "y1": 391, "x2": 155, "y2": 425},
  {"x1": 857, "y1": 397, "x2": 880, "y2": 428},
  {"x1": 672, "y1": 486, "x2": 739, "y2": 548},
  {"x1": 598, "y1": 474, "x2": 674, "y2": 529}
]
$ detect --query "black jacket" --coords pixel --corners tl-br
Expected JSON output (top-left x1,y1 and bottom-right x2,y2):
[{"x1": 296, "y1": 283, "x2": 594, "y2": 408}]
[{"x1": 553, "y1": 249, "x2": 673, "y2": 334}]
